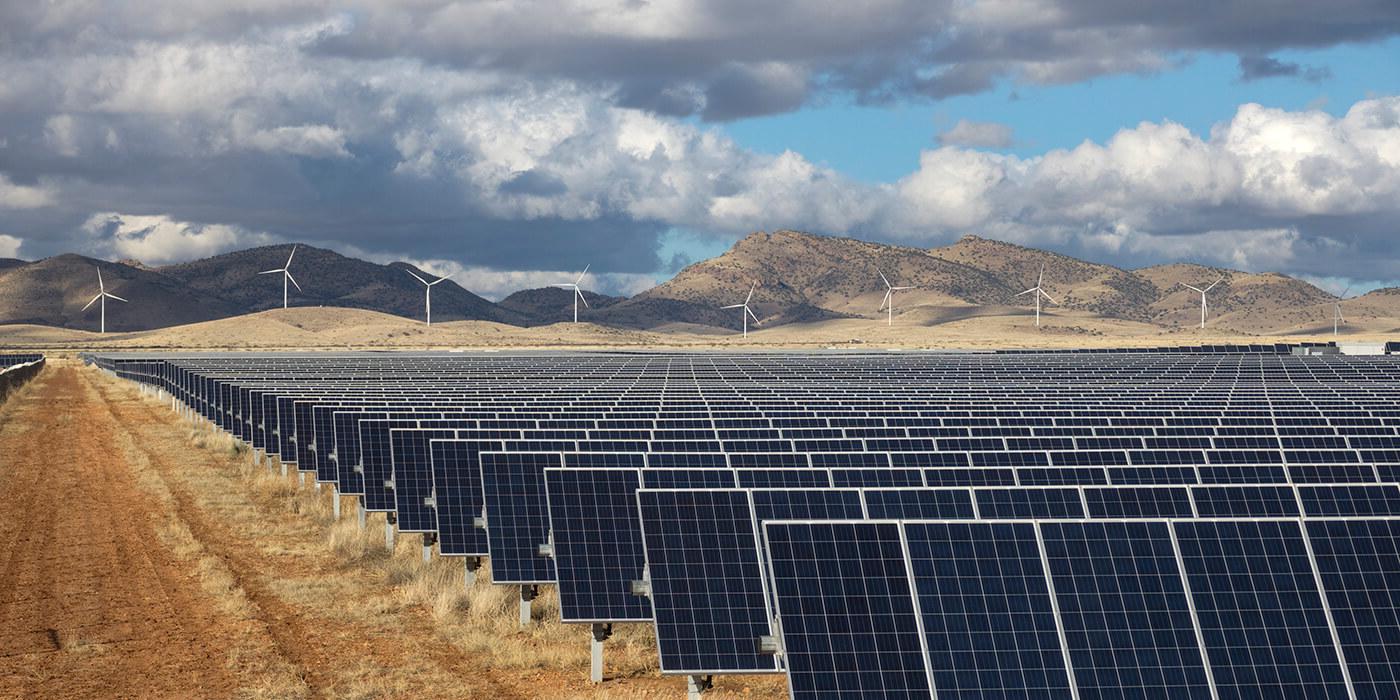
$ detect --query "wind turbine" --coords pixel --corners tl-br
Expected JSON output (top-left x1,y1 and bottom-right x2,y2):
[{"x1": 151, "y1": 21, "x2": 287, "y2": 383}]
[
  {"x1": 1014, "y1": 263, "x2": 1057, "y2": 327},
  {"x1": 1334, "y1": 286, "x2": 1352, "y2": 336},
  {"x1": 722, "y1": 282, "x2": 761, "y2": 338},
  {"x1": 553, "y1": 265, "x2": 591, "y2": 323},
  {"x1": 258, "y1": 245, "x2": 302, "y2": 309},
  {"x1": 878, "y1": 271, "x2": 915, "y2": 326},
  {"x1": 405, "y1": 269, "x2": 449, "y2": 325},
  {"x1": 1180, "y1": 275, "x2": 1224, "y2": 329},
  {"x1": 81, "y1": 266, "x2": 127, "y2": 334}
]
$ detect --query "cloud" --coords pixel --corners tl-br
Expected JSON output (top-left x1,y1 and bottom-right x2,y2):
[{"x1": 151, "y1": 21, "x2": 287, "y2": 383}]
[
  {"x1": 1238, "y1": 55, "x2": 1332, "y2": 82},
  {"x1": 80, "y1": 212, "x2": 278, "y2": 265},
  {"x1": 0, "y1": 233, "x2": 21, "y2": 258},
  {"x1": 0, "y1": 174, "x2": 54, "y2": 209},
  {"x1": 243, "y1": 124, "x2": 351, "y2": 159},
  {"x1": 937, "y1": 119, "x2": 1016, "y2": 149}
]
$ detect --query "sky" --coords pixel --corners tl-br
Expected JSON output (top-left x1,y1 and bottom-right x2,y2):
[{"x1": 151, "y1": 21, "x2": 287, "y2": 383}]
[{"x1": 0, "y1": 3, "x2": 1398, "y2": 300}]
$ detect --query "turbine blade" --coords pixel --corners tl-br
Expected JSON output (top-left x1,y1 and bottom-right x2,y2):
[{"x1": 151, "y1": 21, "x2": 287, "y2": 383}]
[
  {"x1": 1040, "y1": 290, "x2": 1057, "y2": 304},
  {"x1": 721, "y1": 303, "x2": 744, "y2": 309},
  {"x1": 893, "y1": 286, "x2": 914, "y2": 291},
  {"x1": 82, "y1": 293, "x2": 102, "y2": 311},
  {"x1": 259, "y1": 268, "x2": 283, "y2": 275},
  {"x1": 285, "y1": 271, "x2": 302, "y2": 291},
  {"x1": 1015, "y1": 288, "x2": 1036, "y2": 296},
  {"x1": 106, "y1": 293, "x2": 128, "y2": 303},
  {"x1": 879, "y1": 270, "x2": 891, "y2": 289},
  {"x1": 576, "y1": 264, "x2": 589, "y2": 284},
  {"x1": 744, "y1": 282, "x2": 755, "y2": 305},
  {"x1": 576, "y1": 287, "x2": 589, "y2": 308},
  {"x1": 428, "y1": 276, "x2": 448, "y2": 286},
  {"x1": 405, "y1": 269, "x2": 428, "y2": 285},
  {"x1": 879, "y1": 290, "x2": 891, "y2": 310},
  {"x1": 553, "y1": 283, "x2": 574, "y2": 289},
  {"x1": 747, "y1": 306, "x2": 760, "y2": 324},
  {"x1": 1181, "y1": 283, "x2": 1202, "y2": 293},
  {"x1": 1038, "y1": 263, "x2": 1045, "y2": 287},
  {"x1": 286, "y1": 245, "x2": 297, "y2": 267},
  {"x1": 1205, "y1": 275, "x2": 1223, "y2": 291},
  {"x1": 97, "y1": 267, "x2": 104, "y2": 290}
]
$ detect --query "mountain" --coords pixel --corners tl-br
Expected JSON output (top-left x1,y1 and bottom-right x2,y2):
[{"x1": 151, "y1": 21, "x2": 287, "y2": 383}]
[
  {"x1": 0, "y1": 230, "x2": 1391, "y2": 336},
  {"x1": 0, "y1": 254, "x2": 243, "y2": 331},
  {"x1": 158, "y1": 244, "x2": 524, "y2": 325},
  {"x1": 497, "y1": 287, "x2": 625, "y2": 325},
  {"x1": 592, "y1": 230, "x2": 1016, "y2": 330}
]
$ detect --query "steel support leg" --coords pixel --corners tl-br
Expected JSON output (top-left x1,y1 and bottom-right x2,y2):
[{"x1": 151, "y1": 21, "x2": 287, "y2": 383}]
[
  {"x1": 464, "y1": 557, "x2": 481, "y2": 588},
  {"x1": 519, "y1": 585, "x2": 538, "y2": 627},
  {"x1": 332, "y1": 487, "x2": 341, "y2": 519},
  {"x1": 591, "y1": 623, "x2": 612, "y2": 683},
  {"x1": 686, "y1": 675, "x2": 713, "y2": 700}
]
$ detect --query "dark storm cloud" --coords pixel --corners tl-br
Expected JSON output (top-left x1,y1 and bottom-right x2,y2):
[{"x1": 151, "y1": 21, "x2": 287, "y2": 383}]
[{"x1": 1238, "y1": 55, "x2": 1333, "y2": 82}]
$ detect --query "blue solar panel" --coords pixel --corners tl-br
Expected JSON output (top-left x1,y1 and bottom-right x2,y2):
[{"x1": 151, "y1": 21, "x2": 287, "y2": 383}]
[
  {"x1": 735, "y1": 468, "x2": 830, "y2": 488},
  {"x1": 1190, "y1": 485, "x2": 1301, "y2": 517},
  {"x1": 903, "y1": 521, "x2": 1074, "y2": 699},
  {"x1": 479, "y1": 451, "x2": 559, "y2": 584},
  {"x1": 544, "y1": 468, "x2": 650, "y2": 623},
  {"x1": 1306, "y1": 518, "x2": 1400, "y2": 700},
  {"x1": 1173, "y1": 519, "x2": 1351, "y2": 699},
  {"x1": 974, "y1": 488, "x2": 1086, "y2": 519},
  {"x1": 861, "y1": 488, "x2": 975, "y2": 519},
  {"x1": 429, "y1": 440, "x2": 497, "y2": 556},
  {"x1": 636, "y1": 489, "x2": 779, "y2": 674},
  {"x1": 763, "y1": 521, "x2": 933, "y2": 699},
  {"x1": 1298, "y1": 485, "x2": 1400, "y2": 517},
  {"x1": 1083, "y1": 486, "x2": 1195, "y2": 518},
  {"x1": 390, "y1": 427, "x2": 458, "y2": 532},
  {"x1": 1039, "y1": 521, "x2": 1213, "y2": 698}
]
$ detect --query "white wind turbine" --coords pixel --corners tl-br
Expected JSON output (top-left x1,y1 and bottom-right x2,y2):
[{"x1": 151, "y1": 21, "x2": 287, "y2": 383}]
[
  {"x1": 878, "y1": 271, "x2": 915, "y2": 326},
  {"x1": 405, "y1": 269, "x2": 450, "y2": 326},
  {"x1": 81, "y1": 266, "x2": 127, "y2": 334},
  {"x1": 1334, "y1": 286, "x2": 1352, "y2": 336},
  {"x1": 722, "y1": 282, "x2": 761, "y2": 338},
  {"x1": 258, "y1": 245, "x2": 302, "y2": 309},
  {"x1": 554, "y1": 265, "x2": 591, "y2": 323},
  {"x1": 1014, "y1": 263, "x2": 1057, "y2": 327},
  {"x1": 1180, "y1": 275, "x2": 1224, "y2": 329}
]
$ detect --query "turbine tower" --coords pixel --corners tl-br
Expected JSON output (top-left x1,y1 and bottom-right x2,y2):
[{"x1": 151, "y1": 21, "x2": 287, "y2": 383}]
[
  {"x1": 81, "y1": 266, "x2": 127, "y2": 334},
  {"x1": 405, "y1": 269, "x2": 449, "y2": 326},
  {"x1": 722, "y1": 282, "x2": 761, "y2": 338},
  {"x1": 1334, "y1": 286, "x2": 1351, "y2": 336},
  {"x1": 878, "y1": 271, "x2": 915, "y2": 327},
  {"x1": 1180, "y1": 275, "x2": 1224, "y2": 329},
  {"x1": 553, "y1": 265, "x2": 591, "y2": 323},
  {"x1": 1014, "y1": 263, "x2": 1057, "y2": 327},
  {"x1": 258, "y1": 245, "x2": 302, "y2": 309}
]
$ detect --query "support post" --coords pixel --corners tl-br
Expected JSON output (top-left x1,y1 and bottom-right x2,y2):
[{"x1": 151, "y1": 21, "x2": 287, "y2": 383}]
[
  {"x1": 422, "y1": 532, "x2": 437, "y2": 563},
  {"x1": 685, "y1": 675, "x2": 713, "y2": 699},
  {"x1": 591, "y1": 623, "x2": 612, "y2": 683},
  {"x1": 358, "y1": 501, "x2": 367, "y2": 529},
  {"x1": 280, "y1": 459, "x2": 288, "y2": 477},
  {"x1": 298, "y1": 471, "x2": 306, "y2": 486},
  {"x1": 464, "y1": 557, "x2": 481, "y2": 588},
  {"x1": 385, "y1": 512, "x2": 396, "y2": 551},
  {"x1": 519, "y1": 584, "x2": 538, "y2": 627},
  {"x1": 332, "y1": 487, "x2": 341, "y2": 519}
]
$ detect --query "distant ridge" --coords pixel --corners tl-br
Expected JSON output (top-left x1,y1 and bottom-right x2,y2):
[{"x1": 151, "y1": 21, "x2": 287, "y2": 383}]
[{"x1": 0, "y1": 231, "x2": 1389, "y2": 334}]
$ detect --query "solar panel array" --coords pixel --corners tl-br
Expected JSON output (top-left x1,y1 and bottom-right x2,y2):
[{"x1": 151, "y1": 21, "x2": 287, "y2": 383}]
[
  {"x1": 0, "y1": 353, "x2": 45, "y2": 403},
  {"x1": 88, "y1": 348, "x2": 1400, "y2": 698}
]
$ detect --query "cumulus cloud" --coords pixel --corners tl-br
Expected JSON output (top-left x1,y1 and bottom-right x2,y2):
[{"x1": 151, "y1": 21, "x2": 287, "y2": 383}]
[
  {"x1": 1238, "y1": 55, "x2": 1332, "y2": 82},
  {"x1": 0, "y1": 174, "x2": 54, "y2": 209},
  {"x1": 81, "y1": 212, "x2": 278, "y2": 265},
  {"x1": 0, "y1": 4, "x2": 1398, "y2": 296},
  {"x1": 402, "y1": 259, "x2": 659, "y2": 300},
  {"x1": 0, "y1": 233, "x2": 21, "y2": 258},
  {"x1": 938, "y1": 120, "x2": 1015, "y2": 148}
]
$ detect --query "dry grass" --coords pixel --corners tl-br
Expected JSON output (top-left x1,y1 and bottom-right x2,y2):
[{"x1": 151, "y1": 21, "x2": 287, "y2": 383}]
[{"x1": 100, "y1": 370, "x2": 779, "y2": 698}]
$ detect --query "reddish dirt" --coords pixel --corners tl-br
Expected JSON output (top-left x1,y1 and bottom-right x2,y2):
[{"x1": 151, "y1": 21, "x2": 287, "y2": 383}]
[{"x1": 0, "y1": 364, "x2": 242, "y2": 698}]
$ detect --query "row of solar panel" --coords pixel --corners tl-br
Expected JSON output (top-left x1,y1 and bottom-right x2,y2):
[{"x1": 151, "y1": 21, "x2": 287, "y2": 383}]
[{"x1": 761, "y1": 517, "x2": 1400, "y2": 700}]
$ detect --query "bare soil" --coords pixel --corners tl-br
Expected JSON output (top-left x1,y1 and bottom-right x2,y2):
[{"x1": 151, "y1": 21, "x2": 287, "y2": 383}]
[{"x1": 0, "y1": 363, "x2": 783, "y2": 698}]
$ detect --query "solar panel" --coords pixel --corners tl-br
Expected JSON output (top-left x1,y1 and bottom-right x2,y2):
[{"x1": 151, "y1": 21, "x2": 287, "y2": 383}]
[
  {"x1": 544, "y1": 468, "x2": 651, "y2": 622},
  {"x1": 861, "y1": 488, "x2": 976, "y2": 519},
  {"x1": 1305, "y1": 518, "x2": 1400, "y2": 699},
  {"x1": 1298, "y1": 485, "x2": 1400, "y2": 517},
  {"x1": 763, "y1": 521, "x2": 933, "y2": 698},
  {"x1": 635, "y1": 489, "x2": 780, "y2": 674},
  {"x1": 1172, "y1": 519, "x2": 1352, "y2": 699},
  {"x1": 1083, "y1": 486, "x2": 1195, "y2": 518},
  {"x1": 974, "y1": 487, "x2": 1086, "y2": 519},
  {"x1": 1039, "y1": 520, "x2": 1213, "y2": 698},
  {"x1": 428, "y1": 440, "x2": 496, "y2": 556},
  {"x1": 479, "y1": 452, "x2": 560, "y2": 584},
  {"x1": 902, "y1": 521, "x2": 1075, "y2": 698}
]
